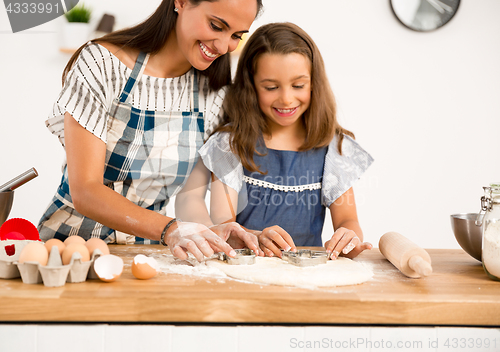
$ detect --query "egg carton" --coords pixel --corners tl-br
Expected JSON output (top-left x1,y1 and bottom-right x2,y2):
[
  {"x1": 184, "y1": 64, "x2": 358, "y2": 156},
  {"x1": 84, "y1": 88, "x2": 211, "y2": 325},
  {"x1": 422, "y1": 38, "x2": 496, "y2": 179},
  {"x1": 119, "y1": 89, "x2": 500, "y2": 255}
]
[
  {"x1": 0, "y1": 240, "x2": 103, "y2": 287},
  {"x1": 0, "y1": 240, "x2": 37, "y2": 279}
]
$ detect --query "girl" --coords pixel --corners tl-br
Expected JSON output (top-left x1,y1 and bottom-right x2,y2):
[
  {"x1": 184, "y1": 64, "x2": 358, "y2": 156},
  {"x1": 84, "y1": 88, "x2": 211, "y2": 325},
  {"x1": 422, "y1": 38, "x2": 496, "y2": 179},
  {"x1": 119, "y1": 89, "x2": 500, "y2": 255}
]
[
  {"x1": 37, "y1": 0, "x2": 263, "y2": 262},
  {"x1": 178, "y1": 22, "x2": 373, "y2": 259}
]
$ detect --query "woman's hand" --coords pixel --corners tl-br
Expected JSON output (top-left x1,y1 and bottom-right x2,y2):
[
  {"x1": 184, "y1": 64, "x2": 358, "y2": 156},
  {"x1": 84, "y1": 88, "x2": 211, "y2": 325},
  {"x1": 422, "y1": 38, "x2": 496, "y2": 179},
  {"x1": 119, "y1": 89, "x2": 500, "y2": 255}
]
[
  {"x1": 324, "y1": 227, "x2": 372, "y2": 260},
  {"x1": 257, "y1": 225, "x2": 297, "y2": 258},
  {"x1": 209, "y1": 222, "x2": 263, "y2": 256},
  {"x1": 165, "y1": 221, "x2": 237, "y2": 262}
]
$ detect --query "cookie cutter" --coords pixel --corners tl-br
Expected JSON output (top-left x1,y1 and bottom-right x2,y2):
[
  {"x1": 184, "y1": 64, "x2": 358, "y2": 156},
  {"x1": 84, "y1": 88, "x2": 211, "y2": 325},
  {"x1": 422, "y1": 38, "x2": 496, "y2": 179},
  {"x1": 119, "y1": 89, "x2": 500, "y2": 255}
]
[
  {"x1": 281, "y1": 249, "x2": 328, "y2": 267},
  {"x1": 212, "y1": 248, "x2": 256, "y2": 265}
]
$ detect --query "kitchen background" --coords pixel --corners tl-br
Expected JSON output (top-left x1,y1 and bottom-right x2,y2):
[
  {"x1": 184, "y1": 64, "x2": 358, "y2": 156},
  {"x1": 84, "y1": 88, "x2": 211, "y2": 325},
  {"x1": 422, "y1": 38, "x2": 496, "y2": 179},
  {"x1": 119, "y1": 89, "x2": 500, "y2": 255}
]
[{"x1": 0, "y1": 0, "x2": 499, "y2": 249}]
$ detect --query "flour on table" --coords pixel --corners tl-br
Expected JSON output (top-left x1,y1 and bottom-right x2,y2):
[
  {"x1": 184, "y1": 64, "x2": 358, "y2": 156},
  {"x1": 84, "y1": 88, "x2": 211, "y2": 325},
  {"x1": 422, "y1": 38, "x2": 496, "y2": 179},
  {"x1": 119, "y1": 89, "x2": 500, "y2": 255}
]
[
  {"x1": 154, "y1": 254, "x2": 227, "y2": 279},
  {"x1": 207, "y1": 257, "x2": 373, "y2": 287},
  {"x1": 155, "y1": 254, "x2": 373, "y2": 288}
]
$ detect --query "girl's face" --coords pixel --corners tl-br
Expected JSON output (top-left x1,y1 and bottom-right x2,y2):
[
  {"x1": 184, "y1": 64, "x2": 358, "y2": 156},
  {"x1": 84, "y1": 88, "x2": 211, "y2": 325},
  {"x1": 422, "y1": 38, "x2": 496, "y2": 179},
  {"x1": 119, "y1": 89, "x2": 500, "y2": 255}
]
[
  {"x1": 174, "y1": 0, "x2": 257, "y2": 71},
  {"x1": 254, "y1": 52, "x2": 312, "y2": 131}
]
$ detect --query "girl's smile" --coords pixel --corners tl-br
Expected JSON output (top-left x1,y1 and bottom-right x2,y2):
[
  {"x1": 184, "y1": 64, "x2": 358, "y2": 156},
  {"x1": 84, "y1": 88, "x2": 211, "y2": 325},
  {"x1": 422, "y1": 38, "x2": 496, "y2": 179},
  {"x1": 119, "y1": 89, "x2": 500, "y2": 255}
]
[
  {"x1": 274, "y1": 107, "x2": 299, "y2": 116},
  {"x1": 254, "y1": 52, "x2": 312, "y2": 132}
]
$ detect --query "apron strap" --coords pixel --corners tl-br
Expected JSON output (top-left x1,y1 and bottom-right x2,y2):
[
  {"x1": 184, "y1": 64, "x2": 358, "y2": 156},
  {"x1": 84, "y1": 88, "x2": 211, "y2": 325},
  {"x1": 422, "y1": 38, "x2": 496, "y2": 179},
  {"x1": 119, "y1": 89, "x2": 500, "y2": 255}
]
[
  {"x1": 191, "y1": 70, "x2": 199, "y2": 113},
  {"x1": 118, "y1": 51, "x2": 150, "y2": 104}
]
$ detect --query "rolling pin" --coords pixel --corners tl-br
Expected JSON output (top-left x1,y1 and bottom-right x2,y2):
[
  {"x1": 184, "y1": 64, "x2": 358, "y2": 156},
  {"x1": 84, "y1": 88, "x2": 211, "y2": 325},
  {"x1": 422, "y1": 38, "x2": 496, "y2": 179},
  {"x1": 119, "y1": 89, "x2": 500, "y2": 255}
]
[{"x1": 379, "y1": 232, "x2": 432, "y2": 278}]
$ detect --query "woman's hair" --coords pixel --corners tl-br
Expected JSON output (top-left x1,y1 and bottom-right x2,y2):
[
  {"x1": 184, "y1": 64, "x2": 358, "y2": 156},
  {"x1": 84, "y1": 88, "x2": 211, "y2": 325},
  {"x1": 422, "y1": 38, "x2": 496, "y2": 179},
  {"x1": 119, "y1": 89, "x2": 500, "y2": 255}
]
[
  {"x1": 61, "y1": 0, "x2": 263, "y2": 91},
  {"x1": 218, "y1": 22, "x2": 354, "y2": 173}
]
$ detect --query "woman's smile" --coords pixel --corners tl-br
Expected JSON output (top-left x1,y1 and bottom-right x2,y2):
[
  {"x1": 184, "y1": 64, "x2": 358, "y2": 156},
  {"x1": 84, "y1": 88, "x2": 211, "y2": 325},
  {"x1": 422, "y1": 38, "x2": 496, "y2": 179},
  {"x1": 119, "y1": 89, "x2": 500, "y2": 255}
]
[
  {"x1": 174, "y1": 0, "x2": 257, "y2": 71},
  {"x1": 199, "y1": 42, "x2": 218, "y2": 60}
]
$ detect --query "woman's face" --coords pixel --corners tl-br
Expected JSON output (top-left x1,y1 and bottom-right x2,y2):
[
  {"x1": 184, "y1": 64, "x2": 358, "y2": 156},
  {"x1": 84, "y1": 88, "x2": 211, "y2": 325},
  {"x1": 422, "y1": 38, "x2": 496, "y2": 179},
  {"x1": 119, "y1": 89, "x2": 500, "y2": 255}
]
[
  {"x1": 174, "y1": 0, "x2": 257, "y2": 71},
  {"x1": 253, "y1": 52, "x2": 312, "y2": 132}
]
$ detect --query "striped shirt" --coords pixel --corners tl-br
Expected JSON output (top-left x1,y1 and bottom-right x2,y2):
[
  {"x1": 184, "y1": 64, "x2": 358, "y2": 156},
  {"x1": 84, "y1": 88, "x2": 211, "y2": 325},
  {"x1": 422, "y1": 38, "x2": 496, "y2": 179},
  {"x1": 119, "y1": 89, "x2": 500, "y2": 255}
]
[{"x1": 45, "y1": 43, "x2": 225, "y2": 147}]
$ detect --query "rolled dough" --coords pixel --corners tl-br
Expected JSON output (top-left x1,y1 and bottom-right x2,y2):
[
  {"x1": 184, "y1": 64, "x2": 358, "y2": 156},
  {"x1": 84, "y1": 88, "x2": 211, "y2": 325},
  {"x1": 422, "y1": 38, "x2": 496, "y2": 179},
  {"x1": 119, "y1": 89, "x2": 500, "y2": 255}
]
[{"x1": 206, "y1": 256, "x2": 373, "y2": 287}]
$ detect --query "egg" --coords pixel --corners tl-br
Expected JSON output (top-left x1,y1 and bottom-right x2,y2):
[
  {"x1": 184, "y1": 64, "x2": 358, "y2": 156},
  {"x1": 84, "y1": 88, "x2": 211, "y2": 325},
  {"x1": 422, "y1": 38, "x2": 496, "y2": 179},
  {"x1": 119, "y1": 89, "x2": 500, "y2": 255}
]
[
  {"x1": 62, "y1": 243, "x2": 90, "y2": 265},
  {"x1": 85, "y1": 238, "x2": 110, "y2": 256},
  {"x1": 44, "y1": 238, "x2": 65, "y2": 256},
  {"x1": 64, "y1": 236, "x2": 86, "y2": 246},
  {"x1": 93, "y1": 254, "x2": 123, "y2": 282},
  {"x1": 131, "y1": 254, "x2": 160, "y2": 280},
  {"x1": 18, "y1": 242, "x2": 49, "y2": 266}
]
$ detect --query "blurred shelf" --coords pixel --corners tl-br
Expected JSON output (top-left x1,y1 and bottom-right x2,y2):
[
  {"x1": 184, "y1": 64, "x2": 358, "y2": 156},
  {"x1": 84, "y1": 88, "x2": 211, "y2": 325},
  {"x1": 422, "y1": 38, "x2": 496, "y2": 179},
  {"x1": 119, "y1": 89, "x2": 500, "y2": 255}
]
[{"x1": 59, "y1": 47, "x2": 77, "y2": 54}]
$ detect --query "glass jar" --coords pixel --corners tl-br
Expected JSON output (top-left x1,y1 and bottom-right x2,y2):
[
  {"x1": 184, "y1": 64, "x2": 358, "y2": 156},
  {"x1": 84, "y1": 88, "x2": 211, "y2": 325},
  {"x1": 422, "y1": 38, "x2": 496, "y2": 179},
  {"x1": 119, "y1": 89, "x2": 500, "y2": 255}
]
[{"x1": 478, "y1": 183, "x2": 500, "y2": 280}]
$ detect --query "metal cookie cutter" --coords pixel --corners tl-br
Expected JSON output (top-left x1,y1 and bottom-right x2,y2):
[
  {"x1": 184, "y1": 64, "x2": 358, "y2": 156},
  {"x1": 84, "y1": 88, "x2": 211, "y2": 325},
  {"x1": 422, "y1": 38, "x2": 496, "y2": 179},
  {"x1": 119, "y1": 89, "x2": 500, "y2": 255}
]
[
  {"x1": 281, "y1": 249, "x2": 328, "y2": 267},
  {"x1": 213, "y1": 248, "x2": 256, "y2": 265}
]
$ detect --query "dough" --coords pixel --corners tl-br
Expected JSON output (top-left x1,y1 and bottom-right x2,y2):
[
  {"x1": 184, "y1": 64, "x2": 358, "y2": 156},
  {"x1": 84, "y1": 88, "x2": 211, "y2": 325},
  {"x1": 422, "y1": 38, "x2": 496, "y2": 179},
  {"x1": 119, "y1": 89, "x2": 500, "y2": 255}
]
[{"x1": 206, "y1": 256, "x2": 373, "y2": 287}]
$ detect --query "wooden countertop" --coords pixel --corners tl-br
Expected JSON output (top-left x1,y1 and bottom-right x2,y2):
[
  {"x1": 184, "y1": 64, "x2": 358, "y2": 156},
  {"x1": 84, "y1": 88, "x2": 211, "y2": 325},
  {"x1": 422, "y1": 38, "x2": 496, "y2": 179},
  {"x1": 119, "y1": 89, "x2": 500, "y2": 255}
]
[{"x1": 0, "y1": 246, "x2": 499, "y2": 326}]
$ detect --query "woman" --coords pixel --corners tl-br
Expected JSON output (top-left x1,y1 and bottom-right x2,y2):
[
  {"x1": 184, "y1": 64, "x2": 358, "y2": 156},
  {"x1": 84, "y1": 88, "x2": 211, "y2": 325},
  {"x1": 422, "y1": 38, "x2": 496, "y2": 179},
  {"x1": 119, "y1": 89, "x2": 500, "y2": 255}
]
[{"x1": 38, "y1": 0, "x2": 263, "y2": 261}]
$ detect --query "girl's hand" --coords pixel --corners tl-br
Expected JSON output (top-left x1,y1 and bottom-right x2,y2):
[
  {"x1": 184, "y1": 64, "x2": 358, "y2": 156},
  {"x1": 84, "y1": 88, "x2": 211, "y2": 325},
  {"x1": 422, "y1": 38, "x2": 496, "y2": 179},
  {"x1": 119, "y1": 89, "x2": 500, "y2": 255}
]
[
  {"x1": 324, "y1": 227, "x2": 372, "y2": 260},
  {"x1": 165, "y1": 221, "x2": 237, "y2": 262},
  {"x1": 257, "y1": 225, "x2": 297, "y2": 258},
  {"x1": 209, "y1": 222, "x2": 262, "y2": 256}
]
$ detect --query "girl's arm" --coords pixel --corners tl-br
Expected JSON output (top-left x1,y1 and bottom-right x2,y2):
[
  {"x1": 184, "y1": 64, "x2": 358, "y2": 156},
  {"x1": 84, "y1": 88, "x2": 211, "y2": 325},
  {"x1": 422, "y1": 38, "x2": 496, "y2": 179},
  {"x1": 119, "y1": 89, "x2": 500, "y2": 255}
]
[
  {"x1": 175, "y1": 160, "x2": 260, "y2": 254},
  {"x1": 64, "y1": 112, "x2": 235, "y2": 261},
  {"x1": 212, "y1": 175, "x2": 295, "y2": 257},
  {"x1": 209, "y1": 171, "x2": 238, "y2": 225},
  {"x1": 210, "y1": 173, "x2": 261, "y2": 254},
  {"x1": 175, "y1": 158, "x2": 213, "y2": 227},
  {"x1": 255, "y1": 225, "x2": 296, "y2": 258},
  {"x1": 324, "y1": 187, "x2": 372, "y2": 259}
]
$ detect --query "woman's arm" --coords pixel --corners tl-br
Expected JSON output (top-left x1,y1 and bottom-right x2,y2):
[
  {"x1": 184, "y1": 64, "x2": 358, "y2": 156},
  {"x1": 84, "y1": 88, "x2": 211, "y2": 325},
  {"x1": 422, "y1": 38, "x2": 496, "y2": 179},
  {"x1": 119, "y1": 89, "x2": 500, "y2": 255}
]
[
  {"x1": 64, "y1": 113, "x2": 236, "y2": 261},
  {"x1": 65, "y1": 112, "x2": 168, "y2": 239},
  {"x1": 324, "y1": 187, "x2": 372, "y2": 259}
]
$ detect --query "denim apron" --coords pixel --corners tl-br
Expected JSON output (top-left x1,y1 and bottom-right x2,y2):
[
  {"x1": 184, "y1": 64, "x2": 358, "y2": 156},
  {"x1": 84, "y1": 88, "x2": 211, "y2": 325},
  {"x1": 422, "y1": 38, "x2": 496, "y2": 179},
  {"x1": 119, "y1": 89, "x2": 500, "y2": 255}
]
[{"x1": 39, "y1": 52, "x2": 204, "y2": 244}]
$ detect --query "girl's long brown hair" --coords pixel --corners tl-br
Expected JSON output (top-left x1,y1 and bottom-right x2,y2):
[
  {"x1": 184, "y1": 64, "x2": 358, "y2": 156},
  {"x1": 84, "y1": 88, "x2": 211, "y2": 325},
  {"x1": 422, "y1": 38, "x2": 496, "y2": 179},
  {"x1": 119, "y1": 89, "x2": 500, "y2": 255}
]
[
  {"x1": 62, "y1": 0, "x2": 263, "y2": 91},
  {"x1": 217, "y1": 22, "x2": 354, "y2": 173}
]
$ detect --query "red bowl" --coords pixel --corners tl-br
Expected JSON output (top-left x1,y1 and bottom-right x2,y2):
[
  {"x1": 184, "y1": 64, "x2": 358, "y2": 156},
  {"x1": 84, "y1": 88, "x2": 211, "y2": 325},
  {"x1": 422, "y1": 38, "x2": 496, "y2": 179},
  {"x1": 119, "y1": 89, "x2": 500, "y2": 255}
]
[{"x1": 0, "y1": 218, "x2": 40, "y2": 241}]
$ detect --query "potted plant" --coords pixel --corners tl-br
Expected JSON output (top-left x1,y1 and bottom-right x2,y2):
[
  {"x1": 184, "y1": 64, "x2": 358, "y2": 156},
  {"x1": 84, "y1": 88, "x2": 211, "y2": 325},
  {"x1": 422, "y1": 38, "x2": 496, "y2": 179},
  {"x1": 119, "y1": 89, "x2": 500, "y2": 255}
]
[{"x1": 61, "y1": 3, "x2": 92, "y2": 51}]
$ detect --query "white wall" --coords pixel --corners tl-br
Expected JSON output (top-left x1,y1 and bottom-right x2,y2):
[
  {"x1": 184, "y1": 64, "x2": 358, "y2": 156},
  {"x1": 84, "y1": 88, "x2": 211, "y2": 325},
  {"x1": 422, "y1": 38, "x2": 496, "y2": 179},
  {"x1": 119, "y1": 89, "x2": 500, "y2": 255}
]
[{"x1": 1, "y1": 0, "x2": 499, "y2": 249}]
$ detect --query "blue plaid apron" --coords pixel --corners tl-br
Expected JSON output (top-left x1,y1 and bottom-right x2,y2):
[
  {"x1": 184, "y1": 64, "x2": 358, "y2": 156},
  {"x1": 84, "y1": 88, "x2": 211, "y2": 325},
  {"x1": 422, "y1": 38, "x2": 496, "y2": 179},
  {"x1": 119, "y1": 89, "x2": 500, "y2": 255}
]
[{"x1": 39, "y1": 52, "x2": 204, "y2": 244}]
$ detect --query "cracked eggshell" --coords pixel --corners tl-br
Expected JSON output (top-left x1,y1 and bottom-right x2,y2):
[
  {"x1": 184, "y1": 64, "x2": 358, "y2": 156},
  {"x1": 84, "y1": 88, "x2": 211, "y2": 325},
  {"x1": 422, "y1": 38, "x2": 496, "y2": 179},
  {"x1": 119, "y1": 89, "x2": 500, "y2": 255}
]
[
  {"x1": 94, "y1": 254, "x2": 123, "y2": 282},
  {"x1": 18, "y1": 241, "x2": 48, "y2": 266},
  {"x1": 131, "y1": 254, "x2": 160, "y2": 280}
]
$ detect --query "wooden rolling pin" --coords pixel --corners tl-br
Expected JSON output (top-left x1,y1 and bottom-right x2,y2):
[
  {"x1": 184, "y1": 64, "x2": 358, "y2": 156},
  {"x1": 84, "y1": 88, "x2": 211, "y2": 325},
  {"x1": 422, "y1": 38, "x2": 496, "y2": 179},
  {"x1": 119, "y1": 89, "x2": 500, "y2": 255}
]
[{"x1": 379, "y1": 232, "x2": 432, "y2": 278}]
